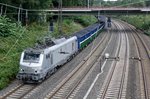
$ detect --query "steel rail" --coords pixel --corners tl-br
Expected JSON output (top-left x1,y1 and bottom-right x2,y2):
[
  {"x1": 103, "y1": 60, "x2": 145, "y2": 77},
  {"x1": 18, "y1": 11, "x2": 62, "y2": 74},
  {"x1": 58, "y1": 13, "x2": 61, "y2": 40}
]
[{"x1": 117, "y1": 22, "x2": 129, "y2": 99}]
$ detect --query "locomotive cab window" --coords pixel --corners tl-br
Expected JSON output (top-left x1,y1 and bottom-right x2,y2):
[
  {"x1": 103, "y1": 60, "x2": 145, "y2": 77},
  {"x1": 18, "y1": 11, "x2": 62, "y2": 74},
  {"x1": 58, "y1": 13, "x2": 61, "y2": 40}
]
[{"x1": 23, "y1": 53, "x2": 40, "y2": 63}]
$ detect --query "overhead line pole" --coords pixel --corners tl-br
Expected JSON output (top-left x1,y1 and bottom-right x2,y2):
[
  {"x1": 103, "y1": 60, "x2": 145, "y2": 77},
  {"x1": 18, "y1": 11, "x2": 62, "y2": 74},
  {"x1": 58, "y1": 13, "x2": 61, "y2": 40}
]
[
  {"x1": 25, "y1": 10, "x2": 28, "y2": 26},
  {"x1": 88, "y1": 0, "x2": 90, "y2": 8},
  {"x1": 58, "y1": 0, "x2": 62, "y2": 35},
  {"x1": 0, "y1": 5, "x2": 3, "y2": 16},
  {"x1": 18, "y1": 4, "x2": 21, "y2": 22}
]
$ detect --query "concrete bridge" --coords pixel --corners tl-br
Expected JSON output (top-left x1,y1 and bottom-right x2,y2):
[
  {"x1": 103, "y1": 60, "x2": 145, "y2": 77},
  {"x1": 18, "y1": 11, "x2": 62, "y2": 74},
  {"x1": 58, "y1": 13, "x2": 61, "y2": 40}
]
[{"x1": 29, "y1": 7, "x2": 150, "y2": 15}]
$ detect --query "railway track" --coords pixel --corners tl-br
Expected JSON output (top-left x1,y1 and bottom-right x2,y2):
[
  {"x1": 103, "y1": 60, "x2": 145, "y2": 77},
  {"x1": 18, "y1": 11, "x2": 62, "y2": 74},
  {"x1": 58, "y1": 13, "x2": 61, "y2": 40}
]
[
  {"x1": 97, "y1": 21, "x2": 130, "y2": 99},
  {"x1": 109, "y1": 20, "x2": 150, "y2": 99},
  {"x1": 44, "y1": 27, "x2": 113, "y2": 99},
  {"x1": 124, "y1": 22, "x2": 150, "y2": 99},
  {"x1": 0, "y1": 84, "x2": 36, "y2": 99},
  {"x1": 97, "y1": 20, "x2": 150, "y2": 99}
]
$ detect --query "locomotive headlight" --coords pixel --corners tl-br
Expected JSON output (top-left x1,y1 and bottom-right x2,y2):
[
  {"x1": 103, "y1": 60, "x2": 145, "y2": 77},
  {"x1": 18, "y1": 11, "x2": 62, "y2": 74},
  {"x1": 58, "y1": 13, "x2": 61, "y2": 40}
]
[
  {"x1": 20, "y1": 68, "x2": 24, "y2": 73},
  {"x1": 20, "y1": 69, "x2": 24, "y2": 71}
]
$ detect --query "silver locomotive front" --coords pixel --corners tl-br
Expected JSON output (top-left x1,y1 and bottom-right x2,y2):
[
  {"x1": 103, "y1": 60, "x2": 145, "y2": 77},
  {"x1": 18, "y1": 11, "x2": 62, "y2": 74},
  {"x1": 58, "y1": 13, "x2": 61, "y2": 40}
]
[{"x1": 17, "y1": 50, "x2": 44, "y2": 83}]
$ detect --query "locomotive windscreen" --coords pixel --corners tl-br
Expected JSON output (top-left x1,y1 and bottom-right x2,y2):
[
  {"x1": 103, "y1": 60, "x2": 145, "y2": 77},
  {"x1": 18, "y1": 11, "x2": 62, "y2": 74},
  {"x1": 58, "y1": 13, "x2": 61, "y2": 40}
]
[{"x1": 23, "y1": 52, "x2": 40, "y2": 63}]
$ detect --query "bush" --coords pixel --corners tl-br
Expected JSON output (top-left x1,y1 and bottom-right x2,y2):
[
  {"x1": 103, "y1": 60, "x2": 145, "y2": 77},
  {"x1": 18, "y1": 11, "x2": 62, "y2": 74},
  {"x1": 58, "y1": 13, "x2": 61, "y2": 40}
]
[
  {"x1": 120, "y1": 15, "x2": 150, "y2": 34},
  {"x1": 0, "y1": 16, "x2": 24, "y2": 37},
  {"x1": 51, "y1": 18, "x2": 84, "y2": 38},
  {"x1": 73, "y1": 16, "x2": 97, "y2": 26},
  {"x1": 144, "y1": 29, "x2": 150, "y2": 36},
  {"x1": 0, "y1": 77, "x2": 9, "y2": 90}
]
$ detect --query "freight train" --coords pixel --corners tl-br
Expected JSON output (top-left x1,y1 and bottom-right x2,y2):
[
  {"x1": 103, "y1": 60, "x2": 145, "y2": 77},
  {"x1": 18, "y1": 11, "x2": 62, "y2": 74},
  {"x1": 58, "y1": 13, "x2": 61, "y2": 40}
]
[{"x1": 17, "y1": 22, "x2": 105, "y2": 83}]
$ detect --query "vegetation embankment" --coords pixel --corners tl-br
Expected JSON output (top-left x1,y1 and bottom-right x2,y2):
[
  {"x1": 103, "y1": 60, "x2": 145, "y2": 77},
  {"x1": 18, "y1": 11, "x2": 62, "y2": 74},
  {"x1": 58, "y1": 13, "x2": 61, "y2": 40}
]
[
  {"x1": 52, "y1": 16, "x2": 97, "y2": 37},
  {"x1": 0, "y1": 15, "x2": 97, "y2": 90},
  {"x1": 120, "y1": 15, "x2": 150, "y2": 35}
]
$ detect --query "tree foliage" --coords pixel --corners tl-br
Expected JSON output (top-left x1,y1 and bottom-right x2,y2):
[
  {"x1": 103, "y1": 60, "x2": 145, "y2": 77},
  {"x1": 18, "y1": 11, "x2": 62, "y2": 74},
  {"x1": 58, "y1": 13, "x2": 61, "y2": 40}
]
[
  {"x1": 0, "y1": 0, "x2": 53, "y2": 9},
  {"x1": 0, "y1": 0, "x2": 96, "y2": 8},
  {"x1": 0, "y1": 16, "x2": 24, "y2": 37}
]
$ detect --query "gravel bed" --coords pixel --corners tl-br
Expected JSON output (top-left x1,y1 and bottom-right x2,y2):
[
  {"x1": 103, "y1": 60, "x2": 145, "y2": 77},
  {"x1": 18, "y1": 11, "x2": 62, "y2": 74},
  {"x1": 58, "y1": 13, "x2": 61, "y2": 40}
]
[{"x1": 21, "y1": 31, "x2": 106, "y2": 99}]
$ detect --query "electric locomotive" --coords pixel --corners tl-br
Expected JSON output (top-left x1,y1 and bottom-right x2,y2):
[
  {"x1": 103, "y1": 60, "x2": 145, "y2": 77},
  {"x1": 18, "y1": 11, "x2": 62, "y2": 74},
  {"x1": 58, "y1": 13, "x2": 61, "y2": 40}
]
[{"x1": 17, "y1": 22, "x2": 104, "y2": 83}]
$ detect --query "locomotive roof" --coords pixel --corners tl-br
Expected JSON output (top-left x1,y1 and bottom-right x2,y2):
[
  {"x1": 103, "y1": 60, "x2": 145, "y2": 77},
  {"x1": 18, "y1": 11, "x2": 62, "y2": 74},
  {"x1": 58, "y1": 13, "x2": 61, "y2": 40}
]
[
  {"x1": 23, "y1": 36, "x2": 76, "y2": 55},
  {"x1": 44, "y1": 36, "x2": 77, "y2": 54},
  {"x1": 74, "y1": 23, "x2": 99, "y2": 37},
  {"x1": 31, "y1": 37, "x2": 67, "y2": 50},
  {"x1": 24, "y1": 48, "x2": 43, "y2": 54}
]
